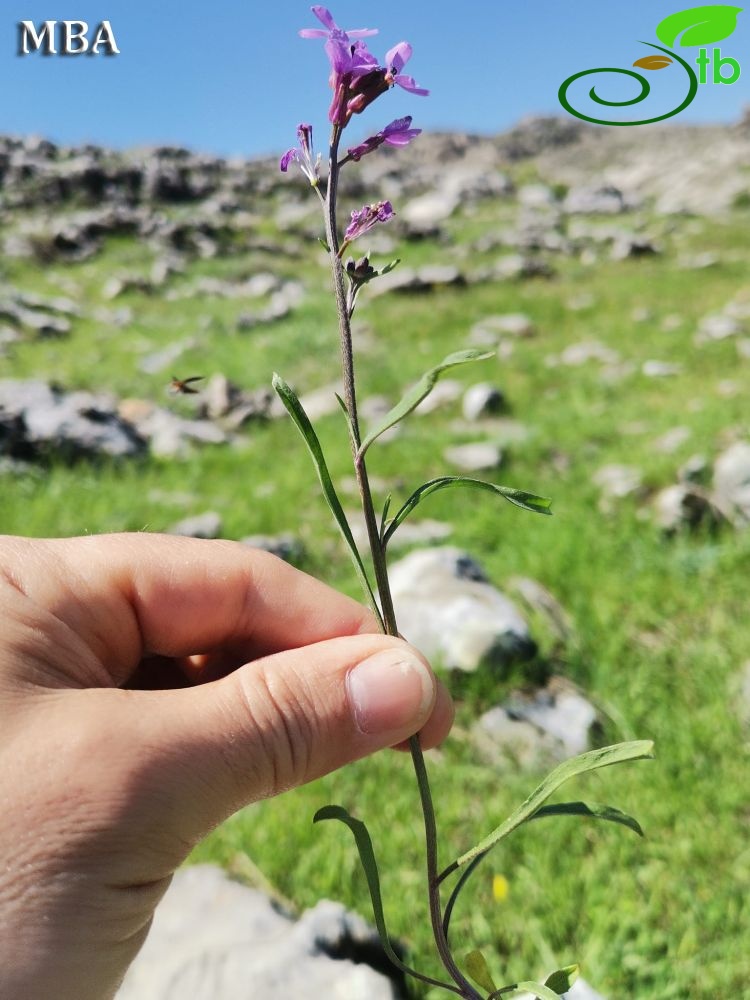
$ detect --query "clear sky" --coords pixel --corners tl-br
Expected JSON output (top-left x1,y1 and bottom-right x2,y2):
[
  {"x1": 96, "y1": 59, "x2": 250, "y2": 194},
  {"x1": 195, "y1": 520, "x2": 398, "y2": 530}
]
[{"x1": 2, "y1": 1, "x2": 749, "y2": 157}]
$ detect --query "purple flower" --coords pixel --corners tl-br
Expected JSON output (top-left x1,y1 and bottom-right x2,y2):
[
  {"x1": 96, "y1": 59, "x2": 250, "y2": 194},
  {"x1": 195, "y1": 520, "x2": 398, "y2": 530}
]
[
  {"x1": 384, "y1": 42, "x2": 429, "y2": 96},
  {"x1": 280, "y1": 123, "x2": 321, "y2": 186},
  {"x1": 298, "y1": 8, "x2": 428, "y2": 125},
  {"x1": 344, "y1": 200, "x2": 395, "y2": 243},
  {"x1": 347, "y1": 116, "x2": 422, "y2": 162},
  {"x1": 299, "y1": 6, "x2": 377, "y2": 42}
]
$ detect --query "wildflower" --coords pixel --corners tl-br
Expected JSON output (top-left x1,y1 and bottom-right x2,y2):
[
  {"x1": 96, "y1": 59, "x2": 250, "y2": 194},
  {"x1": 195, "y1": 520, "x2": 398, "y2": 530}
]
[
  {"x1": 347, "y1": 116, "x2": 422, "y2": 162},
  {"x1": 384, "y1": 42, "x2": 429, "y2": 96},
  {"x1": 492, "y1": 874, "x2": 509, "y2": 903},
  {"x1": 298, "y1": 6, "x2": 377, "y2": 43},
  {"x1": 299, "y1": 7, "x2": 427, "y2": 125},
  {"x1": 344, "y1": 200, "x2": 395, "y2": 243},
  {"x1": 280, "y1": 123, "x2": 321, "y2": 186}
]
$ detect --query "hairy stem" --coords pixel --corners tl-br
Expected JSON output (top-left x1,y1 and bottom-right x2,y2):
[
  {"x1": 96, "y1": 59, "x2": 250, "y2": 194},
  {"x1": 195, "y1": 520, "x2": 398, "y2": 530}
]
[{"x1": 324, "y1": 125, "x2": 480, "y2": 1000}]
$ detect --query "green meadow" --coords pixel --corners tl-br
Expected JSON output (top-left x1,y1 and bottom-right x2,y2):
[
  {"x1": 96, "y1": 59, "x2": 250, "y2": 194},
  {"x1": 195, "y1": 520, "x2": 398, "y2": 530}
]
[{"x1": 2, "y1": 180, "x2": 749, "y2": 998}]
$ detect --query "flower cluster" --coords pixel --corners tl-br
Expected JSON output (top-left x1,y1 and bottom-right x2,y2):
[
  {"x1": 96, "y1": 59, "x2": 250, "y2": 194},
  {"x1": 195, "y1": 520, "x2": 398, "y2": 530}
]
[{"x1": 300, "y1": 6, "x2": 427, "y2": 126}]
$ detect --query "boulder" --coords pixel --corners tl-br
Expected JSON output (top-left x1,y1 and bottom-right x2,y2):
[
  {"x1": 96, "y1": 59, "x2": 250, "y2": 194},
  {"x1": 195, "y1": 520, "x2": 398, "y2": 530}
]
[
  {"x1": 713, "y1": 441, "x2": 750, "y2": 525},
  {"x1": 473, "y1": 677, "x2": 600, "y2": 768},
  {"x1": 0, "y1": 379, "x2": 145, "y2": 461},
  {"x1": 388, "y1": 547, "x2": 536, "y2": 673},
  {"x1": 169, "y1": 512, "x2": 223, "y2": 539},
  {"x1": 115, "y1": 865, "x2": 402, "y2": 1000}
]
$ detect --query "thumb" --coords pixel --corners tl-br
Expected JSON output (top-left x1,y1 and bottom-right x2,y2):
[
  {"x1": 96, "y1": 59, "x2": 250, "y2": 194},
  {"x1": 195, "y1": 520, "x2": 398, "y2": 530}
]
[{"x1": 117, "y1": 633, "x2": 447, "y2": 850}]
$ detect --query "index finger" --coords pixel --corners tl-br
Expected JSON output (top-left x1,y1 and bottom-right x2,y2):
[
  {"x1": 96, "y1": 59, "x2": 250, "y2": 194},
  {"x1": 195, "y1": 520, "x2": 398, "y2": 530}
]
[{"x1": 2, "y1": 533, "x2": 380, "y2": 688}]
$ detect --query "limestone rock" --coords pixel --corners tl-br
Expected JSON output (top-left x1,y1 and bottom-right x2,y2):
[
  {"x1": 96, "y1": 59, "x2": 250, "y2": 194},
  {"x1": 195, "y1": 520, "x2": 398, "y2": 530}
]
[
  {"x1": 652, "y1": 484, "x2": 722, "y2": 533},
  {"x1": 388, "y1": 547, "x2": 536, "y2": 673},
  {"x1": 169, "y1": 512, "x2": 223, "y2": 539},
  {"x1": 474, "y1": 677, "x2": 600, "y2": 768},
  {"x1": 462, "y1": 383, "x2": 508, "y2": 420},
  {"x1": 241, "y1": 533, "x2": 305, "y2": 562},
  {"x1": 0, "y1": 378, "x2": 145, "y2": 461},
  {"x1": 116, "y1": 865, "x2": 401, "y2": 1000},
  {"x1": 443, "y1": 442, "x2": 503, "y2": 472},
  {"x1": 713, "y1": 441, "x2": 750, "y2": 525}
]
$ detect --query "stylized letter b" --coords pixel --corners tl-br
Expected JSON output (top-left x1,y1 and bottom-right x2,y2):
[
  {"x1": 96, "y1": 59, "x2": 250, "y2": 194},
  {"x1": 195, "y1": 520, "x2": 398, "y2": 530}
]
[
  {"x1": 713, "y1": 48, "x2": 740, "y2": 84},
  {"x1": 62, "y1": 21, "x2": 89, "y2": 54}
]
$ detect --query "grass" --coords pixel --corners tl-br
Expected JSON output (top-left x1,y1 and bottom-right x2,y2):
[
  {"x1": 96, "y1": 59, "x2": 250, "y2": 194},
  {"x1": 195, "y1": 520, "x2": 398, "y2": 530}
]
[{"x1": 2, "y1": 184, "x2": 749, "y2": 998}]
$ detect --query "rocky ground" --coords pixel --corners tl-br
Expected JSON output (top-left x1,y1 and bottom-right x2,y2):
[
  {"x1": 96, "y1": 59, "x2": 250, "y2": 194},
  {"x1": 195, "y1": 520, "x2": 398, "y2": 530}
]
[{"x1": 2, "y1": 115, "x2": 750, "y2": 998}]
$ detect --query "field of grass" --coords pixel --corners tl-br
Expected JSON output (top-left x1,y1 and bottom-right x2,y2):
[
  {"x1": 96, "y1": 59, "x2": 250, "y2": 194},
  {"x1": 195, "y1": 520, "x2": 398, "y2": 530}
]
[{"x1": 2, "y1": 184, "x2": 749, "y2": 998}]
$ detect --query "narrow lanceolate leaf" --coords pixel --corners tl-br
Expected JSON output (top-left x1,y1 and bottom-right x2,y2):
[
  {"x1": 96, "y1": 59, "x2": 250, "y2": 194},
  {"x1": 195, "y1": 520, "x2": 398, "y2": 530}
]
[
  {"x1": 383, "y1": 476, "x2": 551, "y2": 545},
  {"x1": 356, "y1": 349, "x2": 494, "y2": 460},
  {"x1": 633, "y1": 54, "x2": 673, "y2": 69},
  {"x1": 452, "y1": 741, "x2": 654, "y2": 870},
  {"x1": 655, "y1": 4, "x2": 742, "y2": 47},
  {"x1": 545, "y1": 965, "x2": 580, "y2": 995},
  {"x1": 489, "y1": 983, "x2": 561, "y2": 1000},
  {"x1": 465, "y1": 949, "x2": 497, "y2": 994},
  {"x1": 532, "y1": 801, "x2": 644, "y2": 837},
  {"x1": 273, "y1": 374, "x2": 383, "y2": 629},
  {"x1": 313, "y1": 806, "x2": 454, "y2": 993},
  {"x1": 511, "y1": 982, "x2": 563, "y2": 1000}
]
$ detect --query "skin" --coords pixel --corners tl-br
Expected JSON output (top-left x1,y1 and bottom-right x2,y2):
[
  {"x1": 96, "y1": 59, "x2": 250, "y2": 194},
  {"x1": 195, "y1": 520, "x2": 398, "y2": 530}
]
[{"x1": 0, "y1": 533, "x2": 453, "y2": 1000}]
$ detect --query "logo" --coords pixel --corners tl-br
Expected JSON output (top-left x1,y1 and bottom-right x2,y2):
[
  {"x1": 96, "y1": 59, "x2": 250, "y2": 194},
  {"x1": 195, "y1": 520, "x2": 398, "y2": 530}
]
[
  {"x1": 559, "y1": 4, "x2": 742, "y2": 126},
  {"x1": 17, "y1": 20, "x2": 120, "y2": 56}
]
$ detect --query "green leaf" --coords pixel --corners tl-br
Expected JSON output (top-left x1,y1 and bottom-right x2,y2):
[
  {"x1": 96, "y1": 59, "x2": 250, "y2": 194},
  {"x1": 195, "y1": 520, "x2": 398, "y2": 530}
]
[
  {"x1": 356, "y1": 350, "x2": 494, "y2": 460},
  {"x1": 465, "y1": 949, "x2": 498, "y2": 994},
  {"x1": 314, "y1": 806, "x2": 455, "y2": 993},
  {"x1": 533, "y1": 801, "x2": 644, "y2": 837},
  {"x1": 656, "y1": 5, "x2": 742, "y2": 47},
  {"x1": 379, "y1": 493, "x2": 392, "y2": 542},
  {"x1": 489, "y1": 983, "x2": 561, "y2": 1000},
  {"x1": 272, "y1": 374, "x2": 383, "y2": 629},
  {"x1": 545, "y1": 965, "x2": 580, "y2": 995},
  {"x1": 452, "y1": 741, "x2": 654, "y2": 870},
  {"x1": 383, "y1": 476, "x2": 551, "y2": 545}
]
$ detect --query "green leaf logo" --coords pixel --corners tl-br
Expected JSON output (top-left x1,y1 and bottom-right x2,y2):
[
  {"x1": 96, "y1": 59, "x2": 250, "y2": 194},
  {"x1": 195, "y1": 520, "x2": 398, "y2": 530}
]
[{"x1": 656, "y1": 5, "x2": 743, "y2": 47}]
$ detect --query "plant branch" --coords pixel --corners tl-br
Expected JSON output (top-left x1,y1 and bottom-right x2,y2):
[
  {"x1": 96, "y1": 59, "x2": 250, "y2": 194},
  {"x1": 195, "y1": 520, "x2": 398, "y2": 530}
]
[{"x1": 324, "y1": 125, "x2": 480, "y2": 1000}]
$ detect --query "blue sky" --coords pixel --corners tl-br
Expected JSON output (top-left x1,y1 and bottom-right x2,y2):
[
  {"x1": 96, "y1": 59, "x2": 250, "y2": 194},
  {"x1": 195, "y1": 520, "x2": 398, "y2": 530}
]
[{"x1": 2, "y1": 1, "x2": 749, "y2": 156}]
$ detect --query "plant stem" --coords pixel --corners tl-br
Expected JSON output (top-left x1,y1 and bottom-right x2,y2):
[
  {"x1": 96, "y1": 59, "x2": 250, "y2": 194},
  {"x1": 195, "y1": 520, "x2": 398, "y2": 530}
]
[{"x1": 324, "y1": 126, "x2": 481, "y2": 1000}]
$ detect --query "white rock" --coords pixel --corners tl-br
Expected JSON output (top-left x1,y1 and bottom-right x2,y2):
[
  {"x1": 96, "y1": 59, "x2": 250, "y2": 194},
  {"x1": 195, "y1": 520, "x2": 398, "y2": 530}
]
[
  {"x1": 642, "y1": 360, "x2": 682, "y2": 378},
  {"x1": 443, "y1": 441, "x2": 503, "y2": 472},
  {"x1": 474, "y1": 677, "x2": 599, "y2": 767},
  {"x1": 462, "y1": 383, "x2": 507, "y2": 420},
  {"x1": 388, "y1": 547, "x2": 535, "y2": 672},
  {"x1": 593, "y1": 464, "x2": 642, "y2": 500},
  {"x1": 713, "y1": 441, "x2": 750, "y2": 524},
  {"x1": 116, "y1": 866, "x2": 398, "y2": 1000}
]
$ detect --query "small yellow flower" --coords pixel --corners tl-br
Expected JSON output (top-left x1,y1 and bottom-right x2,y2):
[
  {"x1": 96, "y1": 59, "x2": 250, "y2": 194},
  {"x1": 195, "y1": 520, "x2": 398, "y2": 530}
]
[{"x1": 492, "y1": 874, "x2": 509, "y2": 902}]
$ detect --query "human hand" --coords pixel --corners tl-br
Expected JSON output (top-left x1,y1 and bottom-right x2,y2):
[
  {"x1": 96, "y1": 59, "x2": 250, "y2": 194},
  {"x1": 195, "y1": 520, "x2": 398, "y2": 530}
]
[{"x1": 0, "y1": 533, "x2": 453, "y2": 1000}]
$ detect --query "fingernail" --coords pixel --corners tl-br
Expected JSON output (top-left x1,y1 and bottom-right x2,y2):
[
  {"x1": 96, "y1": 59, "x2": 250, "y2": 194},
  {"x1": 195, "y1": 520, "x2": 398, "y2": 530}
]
[{"x1": 347, "y1": 647, "x2": 434, "y2": 735}]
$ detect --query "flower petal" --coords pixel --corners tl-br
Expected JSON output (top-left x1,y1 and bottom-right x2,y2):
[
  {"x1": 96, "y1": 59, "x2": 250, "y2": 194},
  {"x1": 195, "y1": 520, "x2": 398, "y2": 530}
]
[
  {"x1": 298, "y1": 28, "x2": 328, "y2": 38},
  {"x1": 385, "y1": 41, "x2": 412, "y2": 74},
  {"x1": 383, "y1": 128, "x2": 422, "y2": 146},
  {"x1": 279, "y1": 148, "x2": 298, "y2": 172},
  {"x1": 325, "y1": 34, "x2": 352, "y2": 73},
  {"x1": 311, "y1": 6, "x2": 338, "y2": 31},
  {"x1": 346, "y1": 28, "x2": 379, "y2": 37},
  {"x1": 382, "y1": 115, "x2": 413, "y2": 135},
  {"x1": 393, "y1": 74, "x2": 429, "y2": 96}
]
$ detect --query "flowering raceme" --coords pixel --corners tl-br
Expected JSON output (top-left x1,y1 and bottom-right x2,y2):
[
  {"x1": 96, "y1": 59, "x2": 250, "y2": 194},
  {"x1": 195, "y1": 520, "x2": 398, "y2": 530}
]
[{"x1": 300, "y1": 5, "x2": 427, "y2": 124}]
